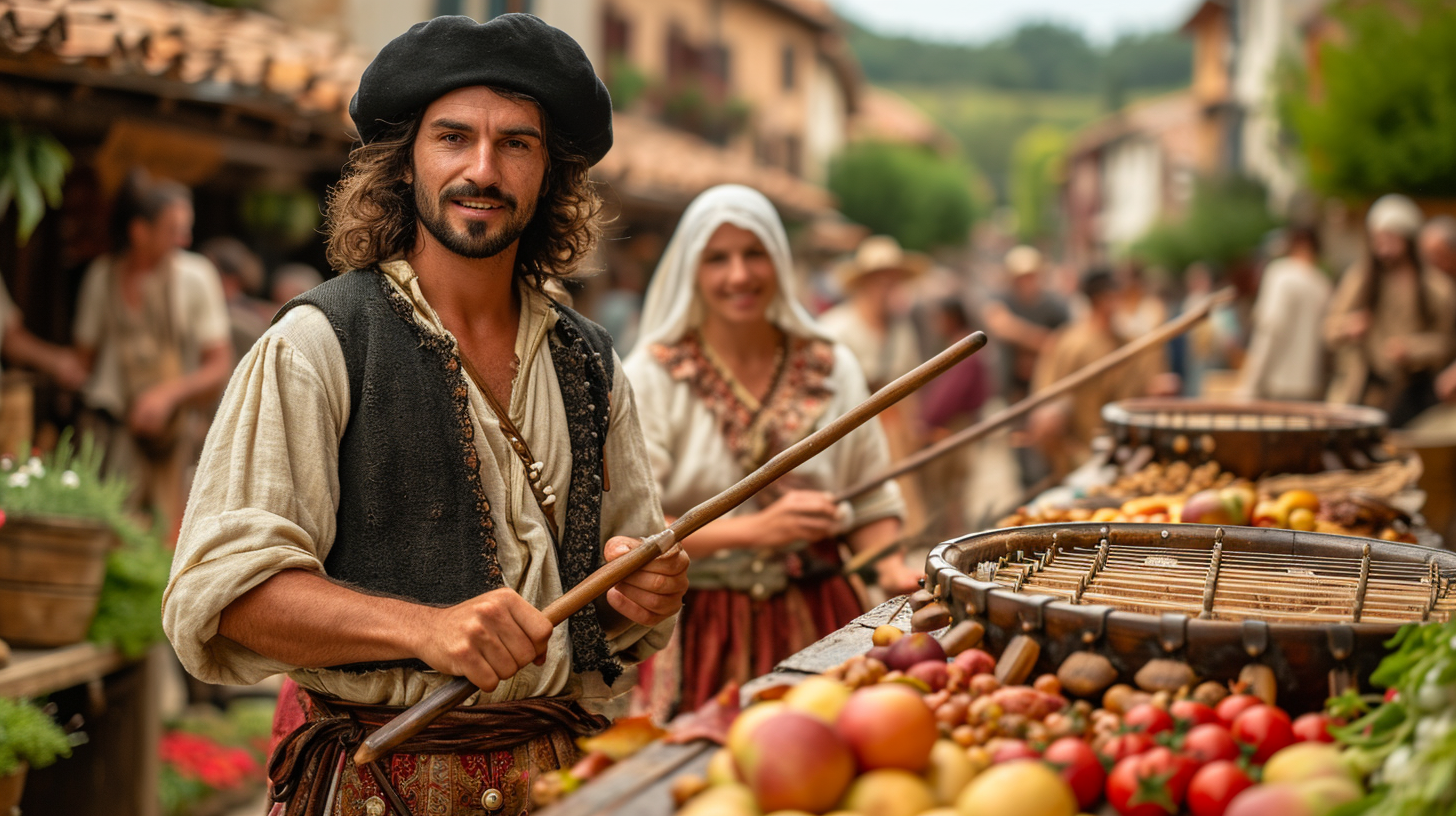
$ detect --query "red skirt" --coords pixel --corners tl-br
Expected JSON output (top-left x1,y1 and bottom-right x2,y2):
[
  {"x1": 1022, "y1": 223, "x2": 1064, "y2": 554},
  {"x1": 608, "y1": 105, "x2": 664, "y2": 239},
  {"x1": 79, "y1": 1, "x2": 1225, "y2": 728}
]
[{"x1": 637, "y1": 574, "x2": 864, "y2": 719}]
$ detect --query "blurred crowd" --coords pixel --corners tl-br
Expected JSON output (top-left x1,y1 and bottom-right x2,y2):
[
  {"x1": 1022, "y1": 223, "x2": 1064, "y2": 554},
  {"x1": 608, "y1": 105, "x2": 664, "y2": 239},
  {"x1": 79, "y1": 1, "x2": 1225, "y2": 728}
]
[
  {"x1": 4, "y1": 168, "x2": 1456, "y2": 557},
  {"x1": 0, "y1": 169, "x2": 323, "y2": 539}
]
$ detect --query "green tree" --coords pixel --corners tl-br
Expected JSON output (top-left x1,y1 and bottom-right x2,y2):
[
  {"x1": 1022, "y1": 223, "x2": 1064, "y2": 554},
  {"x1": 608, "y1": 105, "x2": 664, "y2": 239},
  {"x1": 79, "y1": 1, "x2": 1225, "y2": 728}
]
[
  {"x1": 1283, "y1": 0, "x2": 1456, "y2": 197},
  {"x1": 1130, "y1": 176, "x2": 1279, "y2": 272},
  {"x1": 828, "y1": 142, "x2": 980, "y2": 251},
  {"x1": 1009, "y1": 125, "x2": 1069, "y2": 241}
]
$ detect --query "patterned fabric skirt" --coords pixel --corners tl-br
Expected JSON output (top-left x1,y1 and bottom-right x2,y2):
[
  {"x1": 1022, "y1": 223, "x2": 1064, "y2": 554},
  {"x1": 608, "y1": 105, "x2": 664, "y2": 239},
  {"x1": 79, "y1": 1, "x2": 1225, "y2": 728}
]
[
  {"x1": 637, "y1": 574, "x2": 864, "y2": 719},
  {"x1": 267, "y1": 686, "x2": 602, "y2": 816}
]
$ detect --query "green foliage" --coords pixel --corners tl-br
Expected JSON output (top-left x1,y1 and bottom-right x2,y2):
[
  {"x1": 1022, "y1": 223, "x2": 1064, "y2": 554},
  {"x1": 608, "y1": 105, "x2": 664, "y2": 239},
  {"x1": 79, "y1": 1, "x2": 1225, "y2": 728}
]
[
  {"x1": 893, "y1": 85, "x2": 1101, "y2": 200},
  {"x1": 607, "y1": 58, "x2": 650, "y2": 111},
  {"x1": 0, "y1": 430, "x2": 170, "y2": 657},
  {"x1": 0, "y1": 698, "x2": 73, "y2": 775},
  {"x1": 87, "y1": 516, "x2": 170, "y2": 658},
  {"x1": 0, "y1": 431, "x2": 127, "y2": 522},
  {"x1": 241, "y1": 188, "x2": 321, "y2": 251},
  {"x1": 845, "y1": 20, "x2": 1191, "y2": 93},
  {"x1": 1282, "y1": 0, "x2": 1456, "y2": 197},
  {"x1": 1130, "y1": 176, "x2": 1280, "y2": 272},
  {"x1": 1010, "y1": 125, "x2": 1069, "y2": 241},
  {"x1": 0, "y1": 122, "x2": 71, "y2": 245},
  {"x1": 659, "y1": 83, "x2": 751, "y2": 146},
  {"x1": 829, "y1": 141, "x2": 979, "y2": 251}
]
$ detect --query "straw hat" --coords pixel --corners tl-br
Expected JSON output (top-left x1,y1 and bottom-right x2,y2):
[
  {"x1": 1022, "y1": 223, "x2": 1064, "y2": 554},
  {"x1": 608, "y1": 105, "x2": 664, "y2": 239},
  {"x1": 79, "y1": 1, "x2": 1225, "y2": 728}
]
[
  {"x1": 1367, "y1": 194, "x2": 1424, "y2": 237},
  {"x1": 1005, "y1": 245, "x2": 1043, "y2": 277},
  {"x1": 836, "y1": 234, "x2": 930, "y2": 288}
]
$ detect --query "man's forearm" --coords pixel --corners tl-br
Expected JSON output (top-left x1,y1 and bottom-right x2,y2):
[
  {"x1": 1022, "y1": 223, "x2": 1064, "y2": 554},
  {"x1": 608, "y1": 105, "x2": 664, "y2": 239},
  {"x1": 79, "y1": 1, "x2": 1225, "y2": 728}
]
[{"x1": 218, "y1": 569, "x2": 428, "y2": 668}]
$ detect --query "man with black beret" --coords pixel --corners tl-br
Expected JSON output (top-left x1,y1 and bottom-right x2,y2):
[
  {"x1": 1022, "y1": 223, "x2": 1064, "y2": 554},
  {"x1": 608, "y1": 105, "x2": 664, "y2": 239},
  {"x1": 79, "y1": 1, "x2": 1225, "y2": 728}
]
[{"x1": 162, "y1": 14, "x2": 688, "y2": 816}]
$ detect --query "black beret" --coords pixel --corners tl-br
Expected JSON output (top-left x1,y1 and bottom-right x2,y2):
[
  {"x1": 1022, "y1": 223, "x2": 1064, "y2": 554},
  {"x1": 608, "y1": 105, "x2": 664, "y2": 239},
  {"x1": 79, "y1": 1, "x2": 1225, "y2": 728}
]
[{"x1": 349, "y1": 14, "x2": 613, "y2": 165}]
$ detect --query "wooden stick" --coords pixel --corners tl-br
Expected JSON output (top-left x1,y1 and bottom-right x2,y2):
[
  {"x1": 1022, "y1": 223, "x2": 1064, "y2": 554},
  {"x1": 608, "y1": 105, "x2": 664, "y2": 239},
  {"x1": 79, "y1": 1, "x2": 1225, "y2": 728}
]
[
  {"x1": 830, "y1": 288, "x2": 1236, "y2": 571},
  {"x1": 836, "y1": 287, "x2": 1234, "y2": 505},
  {"x1": 352, "y1": 331, "x2": 990, "y2": 765}
]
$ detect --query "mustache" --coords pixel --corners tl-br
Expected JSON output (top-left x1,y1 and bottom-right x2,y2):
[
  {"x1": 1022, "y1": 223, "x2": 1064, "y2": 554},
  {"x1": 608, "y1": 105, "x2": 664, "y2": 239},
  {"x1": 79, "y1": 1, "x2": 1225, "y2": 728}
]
[{"x1": 439, "y1": 183, "x2": 517, "y2": 210}]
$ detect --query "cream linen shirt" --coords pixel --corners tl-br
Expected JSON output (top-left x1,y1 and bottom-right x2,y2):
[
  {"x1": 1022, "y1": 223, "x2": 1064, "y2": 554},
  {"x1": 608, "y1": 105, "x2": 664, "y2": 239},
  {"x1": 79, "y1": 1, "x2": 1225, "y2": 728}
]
[
  {"x1": 625, "y1": 341, "x2": 903, "y2": 587},
  {"x1": 162, "y1": 262, "x2": 672, "y2": 710}
]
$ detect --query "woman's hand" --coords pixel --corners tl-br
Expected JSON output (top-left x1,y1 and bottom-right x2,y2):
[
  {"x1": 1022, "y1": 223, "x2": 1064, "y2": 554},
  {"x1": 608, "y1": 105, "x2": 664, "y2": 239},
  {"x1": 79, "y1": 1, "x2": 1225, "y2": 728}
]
[
  {"x1": 876, "y1": 557, "x2": 924, "y2": 596},
  {"x1": 751, "y1": 490, "x2": 842, "y2": 548}
]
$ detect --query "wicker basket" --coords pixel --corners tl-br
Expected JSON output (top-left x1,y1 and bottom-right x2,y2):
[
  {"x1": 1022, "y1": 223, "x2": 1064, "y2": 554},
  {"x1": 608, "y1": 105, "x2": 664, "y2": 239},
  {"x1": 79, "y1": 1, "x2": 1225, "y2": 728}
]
[
  {"x1": 926, "y1": 522, "x2": 1456, "y2": 711},
  {"x1": 1102, "y1": 398, "x2": 1389, "y2": 478},
  {"x1": 0, "y1": 515, "x2": 115, "y2": 648}
]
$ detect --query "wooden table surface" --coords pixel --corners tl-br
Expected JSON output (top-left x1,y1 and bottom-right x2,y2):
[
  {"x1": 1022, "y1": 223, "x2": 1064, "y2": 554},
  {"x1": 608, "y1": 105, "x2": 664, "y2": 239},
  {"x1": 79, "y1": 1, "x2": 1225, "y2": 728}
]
[{"x1": 537, "y1": 598, "x2": 913, "y2": 816}]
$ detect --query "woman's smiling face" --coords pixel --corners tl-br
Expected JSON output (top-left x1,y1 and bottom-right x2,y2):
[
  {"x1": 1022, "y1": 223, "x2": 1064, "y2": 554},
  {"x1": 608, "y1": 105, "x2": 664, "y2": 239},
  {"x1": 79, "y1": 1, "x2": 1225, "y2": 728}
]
[{"x1": 696, "y1": 223, "x2": 778, "y2": 328}]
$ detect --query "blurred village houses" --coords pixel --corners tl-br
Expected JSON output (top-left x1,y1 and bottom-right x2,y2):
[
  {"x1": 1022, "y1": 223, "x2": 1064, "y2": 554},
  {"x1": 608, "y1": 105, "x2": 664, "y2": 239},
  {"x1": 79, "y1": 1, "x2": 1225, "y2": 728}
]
[{"x1": 1062, "y1": 0, "x2": 1335, "y2": 269}]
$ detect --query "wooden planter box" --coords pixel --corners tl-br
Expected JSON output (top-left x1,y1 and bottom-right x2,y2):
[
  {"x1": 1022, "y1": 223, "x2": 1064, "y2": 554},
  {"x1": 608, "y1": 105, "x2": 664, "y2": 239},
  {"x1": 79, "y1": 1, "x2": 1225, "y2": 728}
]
[{"x1": 0, "y1": 515, "x2": 114, "y2": 648}]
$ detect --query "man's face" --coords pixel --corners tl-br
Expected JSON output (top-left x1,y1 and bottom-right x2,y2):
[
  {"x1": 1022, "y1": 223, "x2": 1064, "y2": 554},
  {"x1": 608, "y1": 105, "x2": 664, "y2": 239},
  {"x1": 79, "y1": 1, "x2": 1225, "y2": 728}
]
[{"x1": 410, "y1": 86, "x2": 548, "y2": 260}]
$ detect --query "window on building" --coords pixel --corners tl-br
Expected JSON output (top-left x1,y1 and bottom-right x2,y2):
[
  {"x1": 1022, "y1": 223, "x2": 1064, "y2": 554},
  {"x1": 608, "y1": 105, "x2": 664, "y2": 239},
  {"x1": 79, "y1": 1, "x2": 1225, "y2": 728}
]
[
  {"x1": 603, "y1": 7, "x2": 631, "y2": 60},
  {"x1": 781, "y1": 44, "x2": 795, "y2": 91}
]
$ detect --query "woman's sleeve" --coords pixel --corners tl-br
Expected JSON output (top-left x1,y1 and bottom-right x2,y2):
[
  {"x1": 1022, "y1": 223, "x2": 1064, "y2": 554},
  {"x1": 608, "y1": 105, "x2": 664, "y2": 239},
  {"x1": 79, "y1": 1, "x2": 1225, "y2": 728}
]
[{"x1": 830, "y1": 345, "x2": 904, "y2": 528}]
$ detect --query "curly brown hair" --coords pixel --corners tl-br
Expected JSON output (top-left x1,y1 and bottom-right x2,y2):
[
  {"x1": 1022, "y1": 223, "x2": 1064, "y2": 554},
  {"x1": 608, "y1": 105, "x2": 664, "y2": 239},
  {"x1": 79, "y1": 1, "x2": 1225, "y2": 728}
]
[{"x1": 324, "y1": 91, "x2": 603, "y2": 285}]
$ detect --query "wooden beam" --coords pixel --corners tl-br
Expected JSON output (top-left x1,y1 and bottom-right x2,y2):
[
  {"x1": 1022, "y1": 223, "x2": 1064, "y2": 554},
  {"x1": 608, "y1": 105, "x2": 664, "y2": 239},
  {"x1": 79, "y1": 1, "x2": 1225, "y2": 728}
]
[{"x1": 0, "y1": 643, "x2": 126, "y2": 699}]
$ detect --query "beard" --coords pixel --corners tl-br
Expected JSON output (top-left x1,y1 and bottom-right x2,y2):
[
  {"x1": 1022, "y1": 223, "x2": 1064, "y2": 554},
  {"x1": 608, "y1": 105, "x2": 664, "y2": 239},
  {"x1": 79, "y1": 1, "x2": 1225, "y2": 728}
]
[{"x1": 414, "y1": 181, "x2": 537, "y2": 260}]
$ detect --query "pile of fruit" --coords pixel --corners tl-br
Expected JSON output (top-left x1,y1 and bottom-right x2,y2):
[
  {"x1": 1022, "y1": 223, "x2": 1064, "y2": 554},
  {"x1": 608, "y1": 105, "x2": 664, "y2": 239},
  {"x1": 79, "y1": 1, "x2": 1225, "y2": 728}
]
[
  {"x1": 997, "y1": 463, "x2": 1416, "y2": 543},
  {"x1": 673, "y1": 623, "x2": 1366, "y2": 816}
]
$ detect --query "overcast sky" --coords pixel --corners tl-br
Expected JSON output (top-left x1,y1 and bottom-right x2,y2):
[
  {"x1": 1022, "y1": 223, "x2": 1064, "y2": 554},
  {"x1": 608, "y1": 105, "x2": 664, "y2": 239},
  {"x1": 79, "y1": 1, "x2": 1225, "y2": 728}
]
[{"x1": 827, "y1": 0, "x2": 1194, "y2": 44}]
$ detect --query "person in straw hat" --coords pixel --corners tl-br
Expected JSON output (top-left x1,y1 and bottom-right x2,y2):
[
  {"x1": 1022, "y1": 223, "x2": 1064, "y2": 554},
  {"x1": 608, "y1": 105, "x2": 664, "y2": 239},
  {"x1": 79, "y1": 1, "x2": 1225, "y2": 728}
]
[
  {"x1": 1325, "y1": 193, "x2": 1456, "y2": 426},
  {"x1": 983, "y1": 244, "x2": 1069, "y2": 405},
  {"x1": 817, "y1": 234, "x2": 929, "y2": 392},
  {"x1": 624, "y1": 185, "x2": 916, "y2": 719}
]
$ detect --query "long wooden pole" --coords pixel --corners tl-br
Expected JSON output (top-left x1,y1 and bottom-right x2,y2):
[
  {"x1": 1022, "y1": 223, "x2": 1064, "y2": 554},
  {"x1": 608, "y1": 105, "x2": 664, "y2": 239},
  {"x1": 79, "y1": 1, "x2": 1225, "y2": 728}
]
[
  {"x1": 835, "y1": 287, "x2": 1236, "y2": 574},
  {"x1": 353, "y1": 331, "x2": 989, "y2": 765}
]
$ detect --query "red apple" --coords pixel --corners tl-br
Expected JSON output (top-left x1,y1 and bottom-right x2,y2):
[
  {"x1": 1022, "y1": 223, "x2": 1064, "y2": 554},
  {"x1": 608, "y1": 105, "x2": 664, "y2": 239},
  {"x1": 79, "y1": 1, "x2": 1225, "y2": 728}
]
[
  {"x1": 836, "y1": 683, "x2": 939, "y2": 772},
  {"x1": 733, "y1": 710, "x2": 855, "y2": 813}
]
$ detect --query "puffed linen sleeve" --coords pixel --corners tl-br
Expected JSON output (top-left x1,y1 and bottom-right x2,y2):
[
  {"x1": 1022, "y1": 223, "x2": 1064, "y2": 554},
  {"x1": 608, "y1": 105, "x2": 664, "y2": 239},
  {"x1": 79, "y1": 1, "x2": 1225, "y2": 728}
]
[{"x1": 161, "y1": 306, "x2": 347, "y2": 686}]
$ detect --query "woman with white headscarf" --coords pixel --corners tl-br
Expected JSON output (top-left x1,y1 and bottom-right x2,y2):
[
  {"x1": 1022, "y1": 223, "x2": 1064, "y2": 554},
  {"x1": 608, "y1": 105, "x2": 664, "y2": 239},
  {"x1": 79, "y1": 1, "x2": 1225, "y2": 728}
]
[
  {"x1": 624, "y1": 185, "x2": 915, "y2": 717},
  {"x1": 1325, "y1": 194, "x2": 1456, "y2": 426}
]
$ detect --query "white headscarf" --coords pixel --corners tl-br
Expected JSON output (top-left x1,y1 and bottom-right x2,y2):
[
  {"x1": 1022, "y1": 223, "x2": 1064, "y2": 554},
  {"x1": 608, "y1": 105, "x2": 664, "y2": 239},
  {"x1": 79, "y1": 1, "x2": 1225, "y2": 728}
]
[{"x1": 628, "y1": 184, "x2": 829, "y2": 357}]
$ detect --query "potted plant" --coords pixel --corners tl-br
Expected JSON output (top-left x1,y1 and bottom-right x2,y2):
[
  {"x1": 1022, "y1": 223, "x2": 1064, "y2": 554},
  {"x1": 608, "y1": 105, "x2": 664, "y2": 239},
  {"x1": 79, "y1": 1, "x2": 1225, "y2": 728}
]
[
  {"x1": 0, "y1": 431, "x2": 128, "y2": 648},
  {"x1": 0, "y1": 697, "x2": 78, "y2": 813}
]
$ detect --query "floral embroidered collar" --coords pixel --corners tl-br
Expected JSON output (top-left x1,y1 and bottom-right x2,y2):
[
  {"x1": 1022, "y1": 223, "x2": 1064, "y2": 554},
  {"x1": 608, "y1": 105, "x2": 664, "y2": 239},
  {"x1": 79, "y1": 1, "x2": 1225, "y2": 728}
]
[{"x1": 652, "y1": 331, "x2": 837, "y2": 474}]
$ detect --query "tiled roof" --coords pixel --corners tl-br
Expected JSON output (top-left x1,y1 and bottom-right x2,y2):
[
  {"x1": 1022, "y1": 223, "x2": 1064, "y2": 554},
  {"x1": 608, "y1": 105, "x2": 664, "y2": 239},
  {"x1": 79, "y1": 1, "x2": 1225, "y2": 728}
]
[
  {"x1": 596, "y1": 112, "x2": 835, "y2": 219},
  {"x1": 0, "y1": 0, "x2": 365, "y2": 128}
]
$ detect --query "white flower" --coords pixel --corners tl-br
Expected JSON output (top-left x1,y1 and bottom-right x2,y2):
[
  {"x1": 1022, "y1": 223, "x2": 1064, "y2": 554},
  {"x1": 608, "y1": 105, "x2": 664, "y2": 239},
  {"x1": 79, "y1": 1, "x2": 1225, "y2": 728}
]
[
  {"x1": 60, "y1": 471, "x2": 80, "y2": 489},
  {"x1": 0, "y1": 456, "x2": 13, "y2": 472},
  {"x1": 24, "y1": 457, "x2": 43, "y2": 477},
  {"x1": 7, "y1": 472, "x2": 29, "y2": 488}
]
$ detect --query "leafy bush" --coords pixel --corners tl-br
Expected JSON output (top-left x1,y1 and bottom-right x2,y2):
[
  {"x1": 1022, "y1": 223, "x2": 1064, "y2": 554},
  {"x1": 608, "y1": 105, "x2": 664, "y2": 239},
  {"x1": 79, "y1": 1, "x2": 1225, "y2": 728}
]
[
  {"x1": 1282, "y1": 0, "x2": 1456, "y2": 198},
  {"x1": 0, "y1": 698, "x2": 74, "y2": 775},
  {"x1": 159, "y1": 699, "x2": 273, "y2": 816},
  {"x1": 1010, "y1": 125, "x2": 1069, "y2": 241},
  {"x1": 0, "y1": 122, "x2": 71, "y2": 244},
  {"x1": 1130, "y1": 176, "x2": 1280, "y2": 273},
  {"x1": 0, "y1": 431, "x2": 126, "y2": 522},
  {"x1": 829, "y1": 141, "x2": 981, "y2": 251}
]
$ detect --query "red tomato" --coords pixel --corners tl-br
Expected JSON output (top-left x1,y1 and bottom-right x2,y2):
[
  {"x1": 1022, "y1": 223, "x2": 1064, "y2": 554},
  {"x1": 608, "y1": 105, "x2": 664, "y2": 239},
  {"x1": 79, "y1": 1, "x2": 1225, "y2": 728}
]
[
  {"x1": 1181, "y1": 723, "x2": 1241, "y2": 764},
  {"x1": 1105, "y1": 746, "x2": 1196, "y2": 816},
  {"x1": 1292, "y1": 712, "x2": 1335, "y2": 743},
  {"x1": 990, "y1": 739, "x2": 1041, "y2": 764},
  {"x1": 1125, "y1": 703, "x2": 1176, "y2": 735},
  {"x1": 1100, "y1": 731, "x2": 1157, "y2": 765},
  {"x1": 1186, "y1": 760, "x2": 1254, "y2": 816},
  {"x1": 1214, "y1": 694, "x2": 1262, "y2": 726},
  {"x1": 1043, "y1": 737, "x2": 1104, "y2": 809},
  {"x1": 1171, "y1": 700, "x2": 1220, "y2": 728},
  {"x1": 1231, "y1": 705, "x2": 1295, "y2": 764}
]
